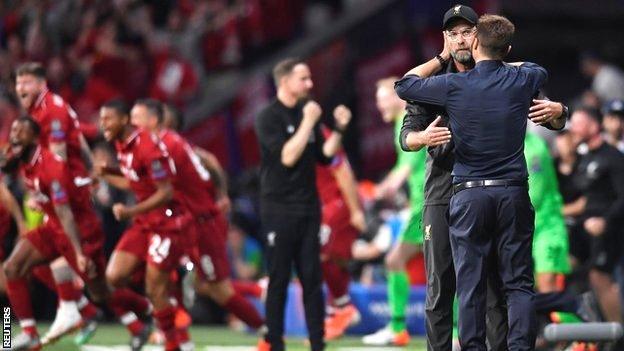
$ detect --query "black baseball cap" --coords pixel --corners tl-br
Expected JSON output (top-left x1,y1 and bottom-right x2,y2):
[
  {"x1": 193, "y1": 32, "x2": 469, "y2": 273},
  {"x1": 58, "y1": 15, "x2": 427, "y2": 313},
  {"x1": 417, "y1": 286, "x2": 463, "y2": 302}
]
[
  {"x1": 603, "y1": 99, "x2": 624, "y2": 117},
  {"x1": 443, "y1": 4, "x2": 478, "y2": 29}
]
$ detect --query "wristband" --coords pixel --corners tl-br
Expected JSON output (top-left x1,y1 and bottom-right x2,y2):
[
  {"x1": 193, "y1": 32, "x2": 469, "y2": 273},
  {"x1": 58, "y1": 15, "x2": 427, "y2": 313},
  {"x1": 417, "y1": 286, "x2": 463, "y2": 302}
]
[{"x1": 435, "y1": 55, "x2": 448, "y2": 66}]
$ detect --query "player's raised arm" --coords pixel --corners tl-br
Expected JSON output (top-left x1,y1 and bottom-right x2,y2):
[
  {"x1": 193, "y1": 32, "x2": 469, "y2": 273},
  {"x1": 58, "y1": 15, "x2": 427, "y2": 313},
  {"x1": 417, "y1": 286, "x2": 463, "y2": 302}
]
[{"x1": 322, "y1": 105, "x2": 352, "y2": 158}]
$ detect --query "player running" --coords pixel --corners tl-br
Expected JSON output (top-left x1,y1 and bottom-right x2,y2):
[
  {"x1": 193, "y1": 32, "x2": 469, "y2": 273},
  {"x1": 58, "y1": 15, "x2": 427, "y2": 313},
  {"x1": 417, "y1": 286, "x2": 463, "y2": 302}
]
[
  {"x1": 316, "y1": 120, "x2": 366, "y2": 340},
  {"x1": 363, "y1": 78, "x2": 427, "y2": 346},
  {"x1": 97, "y1": 100, "x2": 194, "y2": 351},
  {"x1": 130, "y1": 99, "x2": 265, "y2": 331},
  {"x1": 2, "y1": 117, "x2": 150, "y2": 351},
  {"x1": 14, "y1": 62, "x2": 104, "y2": 343}
]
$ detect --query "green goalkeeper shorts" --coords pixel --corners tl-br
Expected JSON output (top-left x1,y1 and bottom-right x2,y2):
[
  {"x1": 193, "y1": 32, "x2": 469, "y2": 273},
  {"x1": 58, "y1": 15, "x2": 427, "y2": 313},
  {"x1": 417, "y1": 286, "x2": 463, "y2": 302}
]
[
  {"x1": 399, "y1": 208, "x2": 424, "y2": 245},
  {"x1": 532, "y1": 229, "x2": 570, "y2": 274}
]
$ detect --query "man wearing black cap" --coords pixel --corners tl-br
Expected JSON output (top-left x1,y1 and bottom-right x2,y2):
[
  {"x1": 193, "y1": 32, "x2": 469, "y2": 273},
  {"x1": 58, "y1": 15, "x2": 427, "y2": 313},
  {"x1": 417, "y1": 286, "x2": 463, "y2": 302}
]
[
  {"x1": 568, "y1": 107, "x2": 624, "y2": 324},
  {"x1": 602, "y1": 100, "x2": 624, "y2": 153},
  {"x1": 398, "y1": 5, "x2": 568, "y2": 350}
]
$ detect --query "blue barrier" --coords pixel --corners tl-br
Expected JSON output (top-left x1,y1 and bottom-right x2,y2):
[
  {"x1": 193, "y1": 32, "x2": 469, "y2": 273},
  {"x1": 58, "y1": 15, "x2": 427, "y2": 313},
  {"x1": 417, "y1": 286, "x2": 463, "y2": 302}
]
[{"x1": 251, "y1": 282, "x2": 427, "y2": 337}]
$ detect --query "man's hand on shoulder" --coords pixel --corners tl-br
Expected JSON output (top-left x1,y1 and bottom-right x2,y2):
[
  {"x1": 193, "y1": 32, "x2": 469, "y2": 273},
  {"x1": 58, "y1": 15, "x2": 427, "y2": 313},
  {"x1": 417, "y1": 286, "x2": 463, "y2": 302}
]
[
  {"x1": 409, "y1": 116, "x2": 452, "y2": 148},
  {"x1": 529, "y1": 99, "x2": 564, "y2": 125}
]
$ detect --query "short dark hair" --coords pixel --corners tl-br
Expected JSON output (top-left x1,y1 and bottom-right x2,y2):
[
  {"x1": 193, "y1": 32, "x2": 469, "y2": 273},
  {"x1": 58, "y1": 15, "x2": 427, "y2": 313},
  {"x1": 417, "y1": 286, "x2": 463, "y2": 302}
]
[
  {"x1": 272, "y1": 58, "x2": 304, "y2": 86},
  {"x1": 135, "y1": 98, "x2": 164, "y2": 123},
  {"x1": 102, "y1": 99, "x2": 130, "y2": 117},
  {"x1": 476, "y1": 15, "x2": 515, "y2": 59},
  {"x1": 575, "y1": 105, "x2": 603, "y2": 124},
  {"x1": 16, "y1": 115, "x2": 41, "y2": 137},
  {"x1": 15, "y1": 62, "x2": 46, "y2": 79}
]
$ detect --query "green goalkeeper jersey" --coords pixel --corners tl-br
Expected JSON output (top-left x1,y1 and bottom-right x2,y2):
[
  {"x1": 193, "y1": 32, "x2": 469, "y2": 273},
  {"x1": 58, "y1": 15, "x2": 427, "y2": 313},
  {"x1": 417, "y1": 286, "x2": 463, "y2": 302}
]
[
  {"x1": 524, "y1": 132, "x2": 566, "y2": 238},
  {"x1": 393, "y1": 115, "x2": 426, "y2": 210}
]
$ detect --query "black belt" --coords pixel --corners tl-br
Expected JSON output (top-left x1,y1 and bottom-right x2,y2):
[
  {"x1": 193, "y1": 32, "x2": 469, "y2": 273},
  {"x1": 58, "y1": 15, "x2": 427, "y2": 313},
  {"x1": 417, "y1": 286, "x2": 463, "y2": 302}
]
[{"x1": 453, "y1": 179, "x2": 527, "y2": 194}]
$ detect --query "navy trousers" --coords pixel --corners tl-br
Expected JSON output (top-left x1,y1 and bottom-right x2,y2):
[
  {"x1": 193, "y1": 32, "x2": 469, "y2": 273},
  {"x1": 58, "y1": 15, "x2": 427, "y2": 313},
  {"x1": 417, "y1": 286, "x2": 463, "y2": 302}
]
[{"x1": 449, "y1": 186, "x2": 536, "y2": 351}]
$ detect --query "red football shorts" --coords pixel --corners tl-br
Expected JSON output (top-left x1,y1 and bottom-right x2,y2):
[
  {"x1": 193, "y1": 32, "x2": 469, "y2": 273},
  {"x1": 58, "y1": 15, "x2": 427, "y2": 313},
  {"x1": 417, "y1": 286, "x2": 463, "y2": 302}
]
[
  {"x1": 116, "y1": 222, "x2": 186, "y2": 272},
  {"x1": 320, "y1": 198, "x2": 358, "y2": 261},
  {"x1": 26, "y1": 220, "x2": 106, "y2": 281},
  {"x1": 189, "y1": 212, "x2": 230, "y2": 282}
]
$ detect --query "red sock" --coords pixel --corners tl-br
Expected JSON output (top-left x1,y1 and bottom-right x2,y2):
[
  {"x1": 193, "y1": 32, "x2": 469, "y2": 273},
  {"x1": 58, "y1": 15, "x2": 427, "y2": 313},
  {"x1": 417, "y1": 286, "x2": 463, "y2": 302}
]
[
  {"x1": 231, "y1": 280, "x2": 263, "y2": 298},
  {"x1": 224, "y1": 293, "x2": 264, "y2": 329},
  {"x1": 107, "y1": 290, "x2": 146, "y2": 335},
  {"x1": 110, "y1": 288, "x2": 151, "y2": 316},
  {"x1": 177, "y1": 326, "x2": 191, "y2": 347},
  {"x1": 322, "y1": 260, "x2": 350, "y2": 306},
  {"x1": 7, "y1": 278, "x2": 37, "y2": 335},
  {"x1": 77, "y1": 295, "x2": 99, "y2": 320},
  {"x1": 153, "y1": 306, "x2": 178, "y2": 351},
  {"x1": 112, "y1": 307, "x2": 144, "y2": 335},
  {"x1": 55, "y1": 281, "x2": 80, "y2": 301},
  {"x1": 31, "y1": 266, "x2": 56, "y2": 292}
]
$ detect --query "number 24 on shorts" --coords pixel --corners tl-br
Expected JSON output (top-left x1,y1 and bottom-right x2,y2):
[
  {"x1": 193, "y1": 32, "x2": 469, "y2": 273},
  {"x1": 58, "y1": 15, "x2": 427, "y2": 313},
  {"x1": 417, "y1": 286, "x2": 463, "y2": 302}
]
[{"x1": 149, "y1": 234, "x2": 171, "y2": 264}]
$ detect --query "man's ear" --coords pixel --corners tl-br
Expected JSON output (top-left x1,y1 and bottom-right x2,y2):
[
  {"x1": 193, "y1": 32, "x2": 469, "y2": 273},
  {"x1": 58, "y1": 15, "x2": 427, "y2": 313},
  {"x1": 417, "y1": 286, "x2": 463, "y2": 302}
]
[{"x1": 471, "y1": 36, "x2": 479, "y2": 53}]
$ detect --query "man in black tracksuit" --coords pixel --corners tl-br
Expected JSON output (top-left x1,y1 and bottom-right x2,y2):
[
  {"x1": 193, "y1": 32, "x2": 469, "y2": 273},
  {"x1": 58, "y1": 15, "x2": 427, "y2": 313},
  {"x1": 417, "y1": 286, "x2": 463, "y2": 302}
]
[
  {"x1": 399, "y1": 6, "x2": 568, "y2": 350},
  {"x1": 255, "y1": 58, "x2": 351, "y2": 351}
]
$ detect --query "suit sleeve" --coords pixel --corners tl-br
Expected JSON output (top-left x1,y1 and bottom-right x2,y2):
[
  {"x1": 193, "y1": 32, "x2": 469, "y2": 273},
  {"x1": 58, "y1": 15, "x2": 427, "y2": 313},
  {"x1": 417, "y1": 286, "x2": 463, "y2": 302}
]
[
  {"x1": 521, "y1": 62, "x2": 548, "y2": 92},
  {"x1": 394, "y1": 74, "x2": 450, "y2": 106}
]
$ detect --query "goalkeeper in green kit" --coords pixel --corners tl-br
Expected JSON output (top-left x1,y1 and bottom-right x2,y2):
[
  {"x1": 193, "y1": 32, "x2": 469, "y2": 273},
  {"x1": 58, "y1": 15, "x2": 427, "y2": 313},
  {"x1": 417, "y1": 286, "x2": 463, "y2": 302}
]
[
  {"x1": 363, "y1": 77, "x2": 426, "y2": 346},
  {"x1": 524, "y1": 131, "x2": 571, "y2": 293}
]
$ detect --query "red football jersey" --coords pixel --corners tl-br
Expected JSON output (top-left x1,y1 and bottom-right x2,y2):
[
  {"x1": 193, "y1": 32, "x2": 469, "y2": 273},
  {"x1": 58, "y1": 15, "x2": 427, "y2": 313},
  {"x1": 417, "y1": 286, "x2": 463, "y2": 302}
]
[
  {"x1": 159, "y1": 129, "x2": 219, "y2": 217},
  {"x1": 19, "y1": 146, "x2": 100, "y2": 238},
  {"x1": 28, "y1": 89, "x2": 88, "y2": 178},
  {"x1": 114, "y1": 128, "x2": 187, "y2": 229}
]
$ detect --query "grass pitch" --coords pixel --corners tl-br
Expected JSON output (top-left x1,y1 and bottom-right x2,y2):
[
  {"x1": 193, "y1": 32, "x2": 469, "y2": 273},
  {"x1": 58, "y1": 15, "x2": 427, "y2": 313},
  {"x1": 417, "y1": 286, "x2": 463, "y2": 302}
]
[{"x1": 11, "y1": 324, "x2": 427, "y2": 350}]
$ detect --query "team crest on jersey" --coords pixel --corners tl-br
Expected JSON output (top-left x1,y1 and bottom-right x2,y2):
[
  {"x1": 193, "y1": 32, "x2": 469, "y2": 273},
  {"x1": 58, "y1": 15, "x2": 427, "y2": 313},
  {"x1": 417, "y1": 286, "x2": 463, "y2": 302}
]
[
  {"x1": 424, "y1": 224, "x2": 432, "y2": 240},
  {"x1": 51, "y1": 180, "x2": 67, "y2": 202},
  {"x1": 151, "y1": 160, "x2": 167, "y2": 179},
  {"x1": 51, "y1": 119, "x2": 66, "y2": 139}
]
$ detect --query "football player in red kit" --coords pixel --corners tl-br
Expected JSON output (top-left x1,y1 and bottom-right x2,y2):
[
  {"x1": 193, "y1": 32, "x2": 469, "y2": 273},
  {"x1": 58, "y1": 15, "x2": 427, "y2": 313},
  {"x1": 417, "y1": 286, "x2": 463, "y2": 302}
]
[
  {"x1": 0, "y1": 177, "x2": 27, "y2": 293},
  {"x1": 2, "y1": 117, "x2": 150, "y2": 351},
  {"x1": 316, "y1": 114, "x2": 366, "y2": 340},
  {"x1": 14, "y1": 62, "x2": 103, "y2": 343},
  {"x1": 97, "y1": 100, "x2": 194, "y2": 351},
  {"x1": 130, "y1": 99, "x2": 265, "y2": 332}
]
